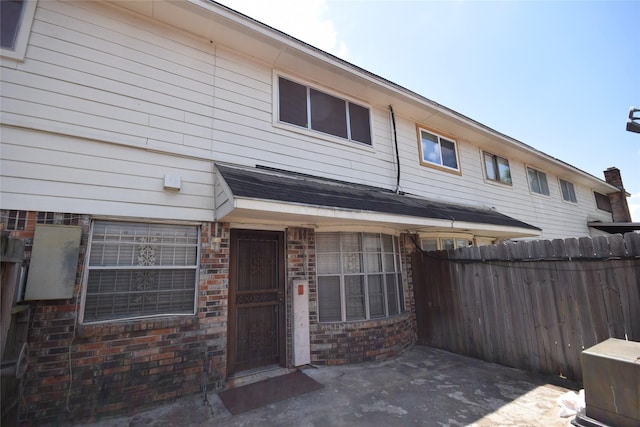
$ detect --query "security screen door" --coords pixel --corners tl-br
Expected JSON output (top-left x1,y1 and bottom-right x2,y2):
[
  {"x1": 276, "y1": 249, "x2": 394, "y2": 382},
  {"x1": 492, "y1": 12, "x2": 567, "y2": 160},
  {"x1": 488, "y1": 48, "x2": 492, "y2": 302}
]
[{"x1": 228, "y1": 230, "x2": 285, "y2": 374}]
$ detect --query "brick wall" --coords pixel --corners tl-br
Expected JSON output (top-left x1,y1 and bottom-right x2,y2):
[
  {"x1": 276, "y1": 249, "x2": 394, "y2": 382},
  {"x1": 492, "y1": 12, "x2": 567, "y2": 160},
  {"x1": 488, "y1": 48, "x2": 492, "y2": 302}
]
[
  {"x1": 0, "y1": 212, "x2": 230, "y2": 425},
  {"x1": 603, "y1": 167, "x2": 632, "y2": 222},
  {"x1": 3, "y1": 212, "x2": 420, "y2": 423},
  {"x1": 310, "y1": 314, "x2": 415, "y2": 364},
  {"x1": 285, "y1": 227, "x2": 315, "y2": 366}
]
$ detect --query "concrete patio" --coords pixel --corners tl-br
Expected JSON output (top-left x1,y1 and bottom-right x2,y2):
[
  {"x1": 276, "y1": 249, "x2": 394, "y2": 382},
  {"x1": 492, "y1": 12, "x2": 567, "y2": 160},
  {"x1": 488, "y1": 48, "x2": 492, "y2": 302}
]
[{"x1": 76, "y1": 345, "x2": 578, "y2": 427}]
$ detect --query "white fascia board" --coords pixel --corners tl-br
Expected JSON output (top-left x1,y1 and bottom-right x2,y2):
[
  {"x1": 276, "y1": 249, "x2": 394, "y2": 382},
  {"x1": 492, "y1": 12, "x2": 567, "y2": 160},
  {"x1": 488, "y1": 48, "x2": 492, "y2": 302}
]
[
  {"x1": 231, "y1": 197, "x2": 540, "y2": 237},
  {"x1": 232, "y1": 197, "x2": 449, "y2": 227},
  {"x1": 451, "y1": 220, "x2": 541, "y2": 237}
]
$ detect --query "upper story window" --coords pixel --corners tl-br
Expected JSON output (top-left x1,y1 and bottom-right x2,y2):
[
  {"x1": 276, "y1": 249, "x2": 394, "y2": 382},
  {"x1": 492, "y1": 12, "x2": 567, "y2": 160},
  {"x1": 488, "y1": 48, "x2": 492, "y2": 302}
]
[
  {"x1": 278, "y1": 77, "x2": 372, "y2": 145},
  {"x1": 594, "y1": 192, "x2": 612, "y2": 212},
  {"x1": 83, "y1": 221, "x2": 199, "y2": 323},
  {"x1": 316, "y1": 232, "x2": 404, "y2": 322},
  {"x1": 417, "y1": 126, "x2": 460, "y2": 172},
  {"x1": 559, "y1": 179, "x2": 577, "y2": 203},
  {"x1": 527, "y1": 167, "x2": 550, "y2": 196},
  {"x1": 1, "y1": 0, "x2": 37, "y2": 60},
  {"x1": 483, "y1": 152, "x2": 512, "y2": 185}
]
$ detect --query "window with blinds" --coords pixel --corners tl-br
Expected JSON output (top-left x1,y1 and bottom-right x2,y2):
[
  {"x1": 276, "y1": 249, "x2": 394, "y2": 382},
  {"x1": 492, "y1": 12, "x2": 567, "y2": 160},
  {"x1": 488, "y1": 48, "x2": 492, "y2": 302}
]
[
  {"x1": 316, "y1": 232, "x2": 404, "y2": 322},
  {"x1": 83, "y1": 221, "x2": 199, "y2": 323}
]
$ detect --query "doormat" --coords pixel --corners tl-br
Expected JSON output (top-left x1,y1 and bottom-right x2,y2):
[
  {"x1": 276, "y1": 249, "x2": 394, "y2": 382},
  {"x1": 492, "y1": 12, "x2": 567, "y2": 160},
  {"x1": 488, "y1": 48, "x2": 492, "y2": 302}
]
[{"x1": 218, "y1": 370, "x2": 323, "y2": 415}]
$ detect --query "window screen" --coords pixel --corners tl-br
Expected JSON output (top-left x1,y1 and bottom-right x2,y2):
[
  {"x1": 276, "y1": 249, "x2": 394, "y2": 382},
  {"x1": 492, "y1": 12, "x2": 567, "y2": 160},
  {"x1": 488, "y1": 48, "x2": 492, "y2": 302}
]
[
  {"x1": 1, "y1": 0, "x2": 24, "y2": 49},
  {"x1": 278, "y1": 77, "x2": 307, "y2": 128},
  {"x1": 278, "y1": 77, "x2": 372, "y2": 145}
]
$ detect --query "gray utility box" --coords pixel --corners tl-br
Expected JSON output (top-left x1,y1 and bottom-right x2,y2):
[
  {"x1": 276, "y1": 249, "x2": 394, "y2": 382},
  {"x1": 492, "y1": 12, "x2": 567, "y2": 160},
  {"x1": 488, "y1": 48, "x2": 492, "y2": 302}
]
[{"x1": 581, "y1": 338, "x2": 640, "y2": 427}]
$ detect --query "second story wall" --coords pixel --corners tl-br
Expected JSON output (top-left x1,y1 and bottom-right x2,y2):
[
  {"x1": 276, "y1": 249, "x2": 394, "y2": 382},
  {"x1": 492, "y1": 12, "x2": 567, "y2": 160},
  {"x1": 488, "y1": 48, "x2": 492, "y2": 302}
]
[{"x1": 0, "y1": 0, "x2": 614, "y2": 238}]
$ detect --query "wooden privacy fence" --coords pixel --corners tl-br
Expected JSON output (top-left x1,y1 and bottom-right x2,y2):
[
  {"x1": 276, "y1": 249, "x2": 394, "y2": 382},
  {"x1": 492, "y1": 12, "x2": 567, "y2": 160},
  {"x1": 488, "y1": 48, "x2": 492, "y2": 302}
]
[{"x1": 411, "y1": 232, "x2": 640, "y2": 383}]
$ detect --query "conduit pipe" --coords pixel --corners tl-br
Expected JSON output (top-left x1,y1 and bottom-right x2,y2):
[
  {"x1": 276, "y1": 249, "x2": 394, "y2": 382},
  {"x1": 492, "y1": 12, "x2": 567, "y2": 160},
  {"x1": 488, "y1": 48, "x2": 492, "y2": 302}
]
[{"x1": 389, "y1": 105, "x2": 401, "y2": 193}]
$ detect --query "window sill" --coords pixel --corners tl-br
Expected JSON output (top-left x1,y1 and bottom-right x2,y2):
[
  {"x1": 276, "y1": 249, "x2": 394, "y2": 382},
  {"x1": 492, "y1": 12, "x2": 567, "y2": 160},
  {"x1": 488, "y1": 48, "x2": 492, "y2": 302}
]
[
  {"x1": 418, "y1": 160, "x2": 462, "y2": 176},
  {"x1": 77, "y1": 314, "x2": 198, "y2": 337},
  {"x1": 483, "y1": 178, "x2": 513, "y2": 188},
  {"x1": 316, "y1": 311, "x2": 410, "y2": 326},
  {"x1": 528, "y1": 190, "x2": 551, "y2": 198}
]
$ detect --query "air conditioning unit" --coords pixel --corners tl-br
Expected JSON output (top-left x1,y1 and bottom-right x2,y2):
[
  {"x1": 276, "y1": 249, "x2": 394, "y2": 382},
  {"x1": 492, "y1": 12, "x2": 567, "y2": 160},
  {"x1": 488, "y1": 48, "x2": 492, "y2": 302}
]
[{"x1": 573, "y1": 338, "x2": 640, "y2": 427}]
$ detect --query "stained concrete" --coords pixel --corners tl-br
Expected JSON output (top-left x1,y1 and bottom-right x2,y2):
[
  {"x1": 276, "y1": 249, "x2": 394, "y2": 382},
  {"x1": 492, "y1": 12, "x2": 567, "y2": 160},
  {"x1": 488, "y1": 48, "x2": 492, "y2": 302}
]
[{"x1": 77, "y1": 346, "x2": 578, "y2": 427}]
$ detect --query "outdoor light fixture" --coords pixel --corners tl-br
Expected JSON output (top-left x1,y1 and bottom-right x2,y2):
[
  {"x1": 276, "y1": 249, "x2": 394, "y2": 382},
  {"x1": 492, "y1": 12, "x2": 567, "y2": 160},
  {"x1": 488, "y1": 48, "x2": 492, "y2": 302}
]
[{"x1": 627, "y1": 106, "x2": 640, "y2": 133}]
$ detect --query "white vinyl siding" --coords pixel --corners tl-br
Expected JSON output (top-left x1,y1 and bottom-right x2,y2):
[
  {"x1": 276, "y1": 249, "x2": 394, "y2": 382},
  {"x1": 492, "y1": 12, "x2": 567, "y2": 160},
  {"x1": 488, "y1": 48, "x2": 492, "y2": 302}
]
[
  {"x1": 83, "y1": 221, "x2": 199, "y2": 323},
  {"x1": 0, "y1": 0, "x2": 615, "y2": 240},
  {"x1": 0, "y1": 126, "x2": 214, "y2": 221}
]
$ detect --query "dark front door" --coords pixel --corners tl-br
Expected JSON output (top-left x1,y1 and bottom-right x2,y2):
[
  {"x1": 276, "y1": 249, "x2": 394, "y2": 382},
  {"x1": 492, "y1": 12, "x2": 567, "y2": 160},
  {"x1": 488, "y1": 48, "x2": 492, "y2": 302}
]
[{"x1": 228, "y1": 230, "x2": 285, "y2": 375}]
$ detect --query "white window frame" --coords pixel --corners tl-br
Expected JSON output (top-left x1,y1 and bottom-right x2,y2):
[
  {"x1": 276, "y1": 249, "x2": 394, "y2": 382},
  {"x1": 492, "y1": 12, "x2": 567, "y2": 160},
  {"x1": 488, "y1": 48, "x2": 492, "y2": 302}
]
[
  {"x1": 526, "y1": 166, "x2": 550, "y2": 196},
  {"x1": 316, "y1": 232, "x2": 404, "y2": 323},
  {"x1": 1, "y1": 0, "x2": 38, "y2": 61},
  {"x1": 559, "y1": 178, "x2": 577, "y2": 203},
  {"x1": 80, "y1": 220, "x2": 200, "y2": 324},
  {"x1": 275, "y1": 74, "x2": 374, "y2": 147},
  {"x1": 417, "y1": 125, "x2": 461, "y2": 173},
  {"x1": 420, "y1": 233, "x2": 474, "y2": 251}
]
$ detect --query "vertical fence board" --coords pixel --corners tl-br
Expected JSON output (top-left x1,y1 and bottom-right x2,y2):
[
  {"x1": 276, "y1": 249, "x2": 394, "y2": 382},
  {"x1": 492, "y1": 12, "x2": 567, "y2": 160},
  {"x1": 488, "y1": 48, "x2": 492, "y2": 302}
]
[{"x1": 412, "y1": 233, "x2": 640, "y2": 382}]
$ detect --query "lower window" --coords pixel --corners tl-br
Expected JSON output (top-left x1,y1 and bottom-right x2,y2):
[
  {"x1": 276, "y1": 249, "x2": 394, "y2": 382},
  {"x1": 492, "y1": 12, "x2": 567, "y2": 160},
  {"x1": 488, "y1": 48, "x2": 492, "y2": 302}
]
[
  {"x1": 421, "y1": 236, "x2": 472, "y2": 251},
  {"x1": 83, "y1": 221, "x2": 199, "y2": 322},
  {"x1": 316, "y1": 233, "x2": 404, "y2": 322}
]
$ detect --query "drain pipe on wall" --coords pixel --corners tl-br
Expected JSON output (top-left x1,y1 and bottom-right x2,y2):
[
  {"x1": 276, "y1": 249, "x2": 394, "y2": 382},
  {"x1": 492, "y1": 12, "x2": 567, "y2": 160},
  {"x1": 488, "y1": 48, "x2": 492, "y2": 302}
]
[{"x1": 389, "y1": 105, "x2": 401, "y2": 194}]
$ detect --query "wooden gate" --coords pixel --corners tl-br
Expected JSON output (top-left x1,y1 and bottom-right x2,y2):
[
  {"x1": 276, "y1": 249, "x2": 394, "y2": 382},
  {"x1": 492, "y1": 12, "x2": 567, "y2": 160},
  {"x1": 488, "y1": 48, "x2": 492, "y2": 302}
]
[{"x1": 228, "y1": 230, "x2": 285, "y2": 375}]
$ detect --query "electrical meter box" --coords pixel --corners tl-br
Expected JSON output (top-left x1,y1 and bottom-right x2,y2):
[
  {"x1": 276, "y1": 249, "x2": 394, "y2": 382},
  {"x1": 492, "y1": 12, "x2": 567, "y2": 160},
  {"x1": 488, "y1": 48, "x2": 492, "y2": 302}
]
[{"x1": 24, "y1": 224, "x2": 82, "y2": 300}]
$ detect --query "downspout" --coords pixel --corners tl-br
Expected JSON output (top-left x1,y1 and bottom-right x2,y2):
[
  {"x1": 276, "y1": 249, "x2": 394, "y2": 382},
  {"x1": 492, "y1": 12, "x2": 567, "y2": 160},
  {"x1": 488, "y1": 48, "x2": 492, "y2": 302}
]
[{"x1": 389, "y1": 105, "x2": 401, "y2": 194}]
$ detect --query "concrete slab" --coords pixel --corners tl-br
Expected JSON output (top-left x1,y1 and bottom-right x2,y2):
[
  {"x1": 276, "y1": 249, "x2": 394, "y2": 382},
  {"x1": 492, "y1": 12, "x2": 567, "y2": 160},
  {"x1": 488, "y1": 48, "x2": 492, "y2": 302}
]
[{"x1": 74, "y1": 346, "x2": 578, "y2": 427}]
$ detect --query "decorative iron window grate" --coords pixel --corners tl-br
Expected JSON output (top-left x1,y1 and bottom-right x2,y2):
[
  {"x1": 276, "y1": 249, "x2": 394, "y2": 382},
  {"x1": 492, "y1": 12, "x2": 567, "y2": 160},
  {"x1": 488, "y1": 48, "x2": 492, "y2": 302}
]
[{"x1": 83, "y1": 221, "x2": 199, "y2": 322}]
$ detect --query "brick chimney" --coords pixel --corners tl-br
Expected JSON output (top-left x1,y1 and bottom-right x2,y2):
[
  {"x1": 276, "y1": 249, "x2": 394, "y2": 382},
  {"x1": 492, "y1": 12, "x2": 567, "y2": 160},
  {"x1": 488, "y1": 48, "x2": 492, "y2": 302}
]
[{"x1": 603, "y1": 167, "x2": 632, "y2": 222}]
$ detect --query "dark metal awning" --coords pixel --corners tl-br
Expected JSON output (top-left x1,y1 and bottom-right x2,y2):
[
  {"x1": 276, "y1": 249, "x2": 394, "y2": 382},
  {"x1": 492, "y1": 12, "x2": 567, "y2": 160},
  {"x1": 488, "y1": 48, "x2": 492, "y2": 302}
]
[
  {"x1": 588, "y1": 222, "x2": 640, "y2": 234},
  {"x1": 214, "y1": 163, "x2": 541, "y2": 238}
]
